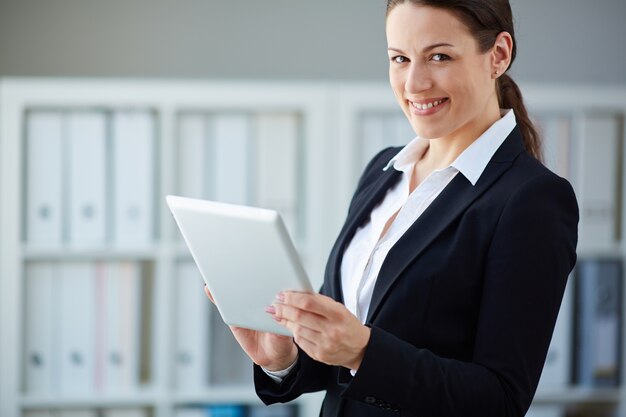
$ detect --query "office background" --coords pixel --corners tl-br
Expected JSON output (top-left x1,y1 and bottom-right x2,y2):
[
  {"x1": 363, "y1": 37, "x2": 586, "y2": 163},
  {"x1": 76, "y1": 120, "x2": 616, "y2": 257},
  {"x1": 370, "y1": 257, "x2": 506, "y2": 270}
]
[{"x1": 0, "y1": 2, "x2": 625, "y2": 417}]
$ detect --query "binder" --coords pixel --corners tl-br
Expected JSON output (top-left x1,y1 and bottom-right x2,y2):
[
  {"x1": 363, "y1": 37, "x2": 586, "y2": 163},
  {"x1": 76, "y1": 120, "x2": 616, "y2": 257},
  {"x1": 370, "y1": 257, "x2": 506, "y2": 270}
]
[
  {"x1": 112, "y1": 111, "x2": 155, "y2": 247},
  {"x1": 209, "y1": 304, "x2": 252, "y2": 387},
  {"x1": 174, "y1": 262, "x2": 210, "y2": 390},
  {"x1": 360, "y1": 114, "x2": 386, "y2": 171},
  {"x1": 67, "y1": 112, "x2": 108, "y2": 246},
  {"x1": 255, "y1": 113, "x2": 299, "y2": 236},
  {"x1": 178, "y1": 114, "x2": 207, "y2": 199},
  {"x1": 25, "y1": 112, "x2": 64, "y2": 246},
  {"x1": 537, "y1": 115, "x2": 571, "y2": 179},
  {"x1": 118, "y1": 262, "x2": 142, "y2": 390},
  {"x1": 576, "y1": 115, "x2": 621, "y2": 248},
  {"x1": 387, "y1": 114, "x2": 415, "y2": 147},
  {"x1": 94, "y1": 262, "x2": 107, "y2": 392},
  {"x1": 574, "y1": 259, "x2": 622, "y2": 387},
  {"x1": 97, "y1": 262, "x2": 142, "y2": 393},
  {"x1": 24, "y1": 262, "x2": 58, "y2": 394},
  {"x1": 212, "y1": 114, "x2": 250, "y2": 205},
  {"x1": 537, "y1": 276, "x2": 573, "y2": 390},
  {"x1": 57, "y1": 262, "x2": 97, "y2": 395}
]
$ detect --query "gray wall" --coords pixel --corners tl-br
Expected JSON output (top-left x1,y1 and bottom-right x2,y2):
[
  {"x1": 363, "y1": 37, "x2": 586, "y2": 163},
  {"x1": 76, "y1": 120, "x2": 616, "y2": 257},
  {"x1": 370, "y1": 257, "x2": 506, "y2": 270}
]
[{"x1": 0, "y1": 0, "x2": 625, "y2": 83}]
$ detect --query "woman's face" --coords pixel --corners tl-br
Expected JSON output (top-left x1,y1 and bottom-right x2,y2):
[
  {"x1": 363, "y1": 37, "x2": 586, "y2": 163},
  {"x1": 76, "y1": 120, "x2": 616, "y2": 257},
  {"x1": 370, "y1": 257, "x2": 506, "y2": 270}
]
[{"x1": 386, "y1": 3, "x2": 498, "y2": 141}]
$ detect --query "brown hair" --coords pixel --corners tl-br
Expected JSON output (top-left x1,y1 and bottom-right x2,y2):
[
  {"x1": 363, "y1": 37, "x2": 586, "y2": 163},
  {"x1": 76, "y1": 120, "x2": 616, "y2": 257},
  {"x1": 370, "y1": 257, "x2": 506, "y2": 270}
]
[{"x1": 386, "y1": 0, "x2": 542, "y2": 161}]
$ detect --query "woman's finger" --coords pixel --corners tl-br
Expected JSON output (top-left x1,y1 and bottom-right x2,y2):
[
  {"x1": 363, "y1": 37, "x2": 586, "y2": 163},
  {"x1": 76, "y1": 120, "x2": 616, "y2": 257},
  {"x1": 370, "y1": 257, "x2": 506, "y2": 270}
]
[
  {"x1": 280, "y1": 292, "x2": 338, "y2": 319},
  {"x1": 271, "y1": 302, "x2": 325, "y2": 332},
  {"x1": 203, "y1": 285, "x2": 215, "y2": 304}
]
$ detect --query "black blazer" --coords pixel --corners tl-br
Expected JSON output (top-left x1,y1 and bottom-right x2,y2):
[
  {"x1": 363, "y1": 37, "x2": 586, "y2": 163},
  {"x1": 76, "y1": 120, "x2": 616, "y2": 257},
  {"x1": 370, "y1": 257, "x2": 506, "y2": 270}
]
[{"x1": 254, "y1": 126, "x2": 579, "y2": 417}]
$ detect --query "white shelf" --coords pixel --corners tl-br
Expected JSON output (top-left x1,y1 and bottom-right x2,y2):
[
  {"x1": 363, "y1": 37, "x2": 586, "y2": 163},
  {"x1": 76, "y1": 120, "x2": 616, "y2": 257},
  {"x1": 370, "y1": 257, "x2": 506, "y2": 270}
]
[
  {"x1": 22, "y1": 246, "x2": 159, "y2": 261},
  {"x1": 20, "y1": 390, "x2": 159, "y2": 408},
  {"x1": 172, "y1": 387, "x2": 261, "y2": 405},
  {"x1": 2, "y1": 79, "x2": 626, "y2": 417}
]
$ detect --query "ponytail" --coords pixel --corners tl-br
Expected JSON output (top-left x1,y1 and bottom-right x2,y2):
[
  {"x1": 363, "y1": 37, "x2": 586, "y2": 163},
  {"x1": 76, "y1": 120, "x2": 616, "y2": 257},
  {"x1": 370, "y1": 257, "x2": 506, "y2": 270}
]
[{"x1": 497, "y1": 74, "x2": 543, "y2": 163}]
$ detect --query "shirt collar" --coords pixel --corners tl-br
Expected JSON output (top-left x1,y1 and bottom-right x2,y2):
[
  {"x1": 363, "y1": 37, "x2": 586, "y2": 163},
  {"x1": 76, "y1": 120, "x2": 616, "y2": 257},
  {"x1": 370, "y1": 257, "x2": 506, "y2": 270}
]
[{"x1": 383, "y1": 109, "x2": 517, "y2": 186}]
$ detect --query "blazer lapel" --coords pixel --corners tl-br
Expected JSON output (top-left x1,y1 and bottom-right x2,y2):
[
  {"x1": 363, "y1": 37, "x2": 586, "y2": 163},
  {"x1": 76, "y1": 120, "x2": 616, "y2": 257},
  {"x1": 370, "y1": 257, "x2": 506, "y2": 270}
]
[
  {"x1": 365, "y1": 127, "x2": 526, "y2": 323},
  {"x1": 325, "y1": 168, "x2": 402, "y2": 302}
]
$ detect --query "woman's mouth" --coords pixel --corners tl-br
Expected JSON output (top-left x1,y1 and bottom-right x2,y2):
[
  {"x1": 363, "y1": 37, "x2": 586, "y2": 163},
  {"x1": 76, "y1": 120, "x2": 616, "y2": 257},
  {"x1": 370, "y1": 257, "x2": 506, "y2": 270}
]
[{"x1": 409, "y1": 97, "x2": 449, "y2": 115}]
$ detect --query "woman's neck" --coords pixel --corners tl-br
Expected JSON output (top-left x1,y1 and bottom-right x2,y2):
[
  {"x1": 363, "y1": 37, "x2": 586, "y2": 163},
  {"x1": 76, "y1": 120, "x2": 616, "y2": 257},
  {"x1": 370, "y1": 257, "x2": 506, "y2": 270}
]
[{"x1": 422, "y1": 104, "x2": 502, "y2": 170}]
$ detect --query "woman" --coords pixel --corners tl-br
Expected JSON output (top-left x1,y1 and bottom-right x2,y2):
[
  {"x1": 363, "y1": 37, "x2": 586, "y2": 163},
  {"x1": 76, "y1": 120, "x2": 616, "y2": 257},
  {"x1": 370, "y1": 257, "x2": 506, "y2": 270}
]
[{"x1": 206, "y1": 1, "x2": 579, "y2": 416}]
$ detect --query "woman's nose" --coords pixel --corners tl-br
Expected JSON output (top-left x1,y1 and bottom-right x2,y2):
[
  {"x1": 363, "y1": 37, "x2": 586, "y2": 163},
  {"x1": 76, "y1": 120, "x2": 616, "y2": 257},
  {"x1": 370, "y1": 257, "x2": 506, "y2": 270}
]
[{"x1": 405, "y1": 64, "x2": 432, "y2": 94}]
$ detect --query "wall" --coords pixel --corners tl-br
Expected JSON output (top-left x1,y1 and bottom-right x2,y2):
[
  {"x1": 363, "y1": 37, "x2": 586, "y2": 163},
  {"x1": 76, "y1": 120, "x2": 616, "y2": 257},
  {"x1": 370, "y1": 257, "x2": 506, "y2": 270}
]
[{"x1": 0, "y1": 0, "x2": 624, "y2": 83}]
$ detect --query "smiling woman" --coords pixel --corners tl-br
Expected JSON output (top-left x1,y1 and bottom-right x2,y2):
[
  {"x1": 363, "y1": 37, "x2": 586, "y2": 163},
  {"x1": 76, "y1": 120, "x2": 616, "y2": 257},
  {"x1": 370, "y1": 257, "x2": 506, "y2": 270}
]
[{"x1": 207, "y1": 1, "x2": 579, "y2": 416}]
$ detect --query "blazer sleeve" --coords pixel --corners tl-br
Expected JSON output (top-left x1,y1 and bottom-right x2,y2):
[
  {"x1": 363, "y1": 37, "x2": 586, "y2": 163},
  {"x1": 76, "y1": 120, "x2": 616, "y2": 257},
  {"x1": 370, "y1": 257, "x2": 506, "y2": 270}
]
[
  {"x1": 254, "y1": 147, "x2": 399, "y2": 403},
  {"x1": 340, "y1": 173, "x2": 579, "y2": 417}
]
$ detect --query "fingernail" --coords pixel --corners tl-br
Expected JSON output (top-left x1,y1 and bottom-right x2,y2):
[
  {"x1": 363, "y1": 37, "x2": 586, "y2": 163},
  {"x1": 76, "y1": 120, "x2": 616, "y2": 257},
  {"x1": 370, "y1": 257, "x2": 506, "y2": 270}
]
[
  {"x1": 265, "y1": 305, "x2": 276, "y2": 314},
  {"x1": 276, "y1": 292, "x2": 285, "y2": 303}
]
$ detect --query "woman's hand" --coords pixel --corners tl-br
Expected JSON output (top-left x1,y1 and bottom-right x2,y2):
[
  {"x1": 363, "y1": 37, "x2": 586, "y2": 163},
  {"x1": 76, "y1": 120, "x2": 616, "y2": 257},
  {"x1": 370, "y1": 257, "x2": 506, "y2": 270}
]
[
  {"x1": 268, "y1": 292, "x2": 371, "y2": 370},
  {"x1": 204, "y1": 286, "x2": 297, "y2": 371}
]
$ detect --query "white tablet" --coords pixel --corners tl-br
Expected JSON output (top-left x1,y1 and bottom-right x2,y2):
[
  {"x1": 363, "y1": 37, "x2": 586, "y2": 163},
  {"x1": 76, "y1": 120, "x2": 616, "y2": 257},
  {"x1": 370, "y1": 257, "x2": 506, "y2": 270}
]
[{"x1": 166, "y1": 195, "x2": 313, "y2": 336}]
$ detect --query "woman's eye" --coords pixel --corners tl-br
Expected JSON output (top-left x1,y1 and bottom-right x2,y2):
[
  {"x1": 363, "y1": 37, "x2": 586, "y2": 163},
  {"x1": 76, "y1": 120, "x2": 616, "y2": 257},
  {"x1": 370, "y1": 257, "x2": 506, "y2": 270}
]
[
  {"x1": 391, "y1": 55, "x2": 408, "y2": 64},
  {"x1": 431, "y1": 53, "x2": 451, "y2": 62}
]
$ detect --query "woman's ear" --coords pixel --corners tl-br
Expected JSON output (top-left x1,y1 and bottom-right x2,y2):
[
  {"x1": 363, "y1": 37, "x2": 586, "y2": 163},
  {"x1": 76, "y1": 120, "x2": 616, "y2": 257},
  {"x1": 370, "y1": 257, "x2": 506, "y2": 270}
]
[{"x1": 492, "y1": 31, "x2": 513, "y2": 78}]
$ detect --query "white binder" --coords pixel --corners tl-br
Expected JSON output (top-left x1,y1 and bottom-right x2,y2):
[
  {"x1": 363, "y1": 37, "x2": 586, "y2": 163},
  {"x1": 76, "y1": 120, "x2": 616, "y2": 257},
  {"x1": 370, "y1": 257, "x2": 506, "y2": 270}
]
[
  {"x1": 25, "y1": 112, "x2": 64, "y2": 246},
  {"x1": 67, "y1": 112, "x2": 108, "y2": 247},
  {"x1": 361, "y1": 114, "x2": 386, "y2": 170},
  {"x1": 387, "y1": 114, "x2": 415, "y2": 147},
  {"x1": 24, "y1": 262, "x2": 58, "y2": 394},
  {"x1": 576, "y1": 114, "x2": 620, "y2": 248},
  {"x1": 178, "y1": 114, "x2": 207, "y2": 199},
  {"x1": 255, "y1": 113, "x2": 299, "y2": 236},
  {"x1": 96, "y1": 262, "x2": 141, "y2": 393},
  {"x1": 58, "y1": 262, "x2": 96, "y2": 395},
  {"x1": 213, "y1": 114, "x2": 250, "y2": 205},
  {"x1": 537, "y1": 277, "x2": 572, "y2": 390},
  {"x1": 112, "y1": 111, "x2": 155, "y2": 247},
  {"x1": 118, "y1": 262, "x2": 142, "y2": 390},
  {"x1": 209, "y1": 306, "x2": 253, "y2": 387},
  {"x1": 174, "y1": 262, "x2": 210, "y2": 390},
  {"x1": 538, "y1": 115, "x2": 571, "y2": 179}
]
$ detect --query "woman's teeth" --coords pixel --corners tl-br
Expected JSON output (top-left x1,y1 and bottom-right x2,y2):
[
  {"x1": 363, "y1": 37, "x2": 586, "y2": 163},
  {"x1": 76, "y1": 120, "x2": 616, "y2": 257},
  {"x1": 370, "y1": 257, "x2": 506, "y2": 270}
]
[{"x1": 411, "y1": 98, "x2": 447, "y2": 110}]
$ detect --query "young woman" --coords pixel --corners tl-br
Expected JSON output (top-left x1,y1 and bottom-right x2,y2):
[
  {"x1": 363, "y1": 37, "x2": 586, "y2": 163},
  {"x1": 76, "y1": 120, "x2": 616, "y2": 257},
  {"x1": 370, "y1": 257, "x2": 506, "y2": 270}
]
[{"x1": 206, "y1": 1, "x2": 579, "y2": 415}]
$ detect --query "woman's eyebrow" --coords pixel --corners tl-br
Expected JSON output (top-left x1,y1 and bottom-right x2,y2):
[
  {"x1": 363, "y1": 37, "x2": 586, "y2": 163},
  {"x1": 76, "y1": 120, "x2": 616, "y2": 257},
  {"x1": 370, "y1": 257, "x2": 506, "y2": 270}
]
[
  {"x1": 387, "y1": 43, "x2": 455, "y2": 54},
  {"x1": 422, "y1": 42, "x2": 454, "y2": 52}
]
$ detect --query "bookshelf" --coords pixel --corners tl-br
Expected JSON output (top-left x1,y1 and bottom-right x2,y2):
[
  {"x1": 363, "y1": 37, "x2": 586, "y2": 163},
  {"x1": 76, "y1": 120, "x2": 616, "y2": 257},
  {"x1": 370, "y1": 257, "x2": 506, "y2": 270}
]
[{"x1": 1, "y1": 79, "x2": 626, "y2": 417}]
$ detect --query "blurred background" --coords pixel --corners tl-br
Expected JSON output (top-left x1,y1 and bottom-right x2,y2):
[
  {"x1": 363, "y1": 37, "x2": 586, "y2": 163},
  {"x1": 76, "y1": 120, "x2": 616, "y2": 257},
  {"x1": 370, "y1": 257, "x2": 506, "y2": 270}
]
[
  {"x1": 1, "y1": 0, "x2": 625, "y2": 83},
  {"x1": 0, "y1": 1, "x2": 625, "y2": 417}
]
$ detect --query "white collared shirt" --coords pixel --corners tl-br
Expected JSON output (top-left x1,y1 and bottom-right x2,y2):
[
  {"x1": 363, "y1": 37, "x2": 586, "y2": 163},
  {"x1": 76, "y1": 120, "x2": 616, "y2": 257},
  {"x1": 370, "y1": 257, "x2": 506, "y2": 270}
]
[{"x1": 340, "y1": 109, "x2": 517, "y2": 323}]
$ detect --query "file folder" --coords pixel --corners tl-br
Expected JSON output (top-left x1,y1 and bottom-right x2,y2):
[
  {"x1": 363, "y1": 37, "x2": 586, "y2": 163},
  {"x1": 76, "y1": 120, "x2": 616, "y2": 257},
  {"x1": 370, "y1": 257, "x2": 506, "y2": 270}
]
[
  {"x1": 112, "y1": 111, "x2": 155, "y2": 247},
  {"x1": 67, "y1": 112, "x2": 107, "y2": 246},
  {"x1": 25, "y1": 112, "x2": 64, "y2": 246}
]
